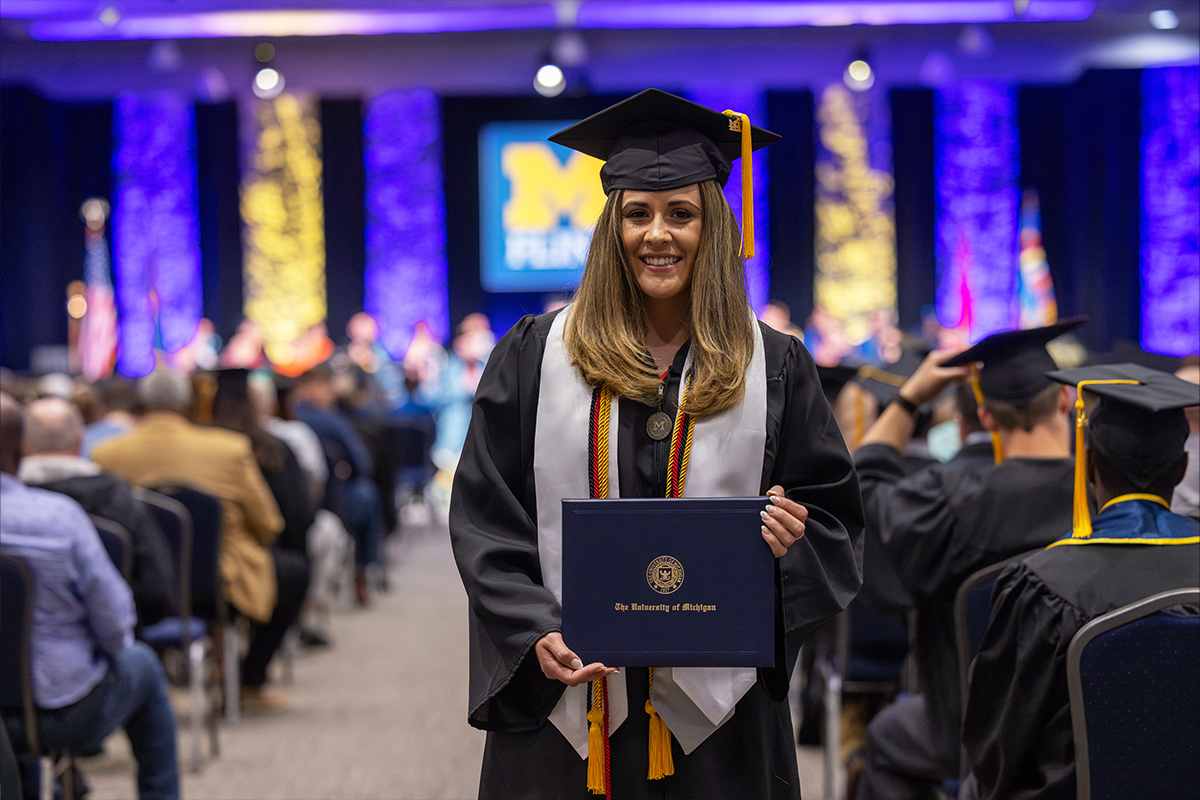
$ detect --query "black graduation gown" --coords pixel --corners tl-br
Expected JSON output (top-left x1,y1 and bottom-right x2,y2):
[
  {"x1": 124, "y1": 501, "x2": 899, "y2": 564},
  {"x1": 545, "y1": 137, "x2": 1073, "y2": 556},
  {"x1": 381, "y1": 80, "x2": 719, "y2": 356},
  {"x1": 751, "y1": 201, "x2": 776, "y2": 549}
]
[
  {"x1": 449, "y1": 311, "x2": 865, "y2": 800},
  {"x1": 854, "y1": 442, "x2": 1075, "y2": 761},
  {"x1": 960, "y1": 503, "x2": 1200, "y2": 800}
]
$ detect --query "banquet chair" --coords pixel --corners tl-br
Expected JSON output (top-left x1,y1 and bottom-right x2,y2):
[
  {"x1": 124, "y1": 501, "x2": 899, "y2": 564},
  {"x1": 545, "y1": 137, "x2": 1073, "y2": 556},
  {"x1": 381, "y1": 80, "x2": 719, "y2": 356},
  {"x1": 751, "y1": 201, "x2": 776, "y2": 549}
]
[{"x1": 1067, "y1": 587, "x2": 1199, "y2": 800}]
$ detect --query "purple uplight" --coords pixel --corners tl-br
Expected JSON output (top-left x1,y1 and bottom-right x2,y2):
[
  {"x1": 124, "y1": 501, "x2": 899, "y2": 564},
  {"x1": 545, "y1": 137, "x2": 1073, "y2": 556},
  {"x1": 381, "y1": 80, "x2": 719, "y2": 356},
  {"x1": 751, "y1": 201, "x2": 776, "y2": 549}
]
[
  {"x1": 14, "y1": 1, "x2": 1096, "y2": 41},
  {"x1": 112, "y1": 91, "x2": 203, "y2": 377},
  {"x1": 1140, "y1": 66, "x2": 1199, "y2": 357},
  {"x1": 934, "y1": 80, "x2": 1020, "y2": 341},
  {"x1": 363, "y1": 88, "x2": 449, "y2": 360}
]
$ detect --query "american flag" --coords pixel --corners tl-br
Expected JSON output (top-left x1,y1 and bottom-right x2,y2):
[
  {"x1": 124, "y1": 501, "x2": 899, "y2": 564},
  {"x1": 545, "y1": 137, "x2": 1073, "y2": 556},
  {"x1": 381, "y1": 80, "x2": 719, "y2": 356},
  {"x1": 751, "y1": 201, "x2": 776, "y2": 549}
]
[{"x1": 79, "y1": 220, "x2": 117, "y2": 380}]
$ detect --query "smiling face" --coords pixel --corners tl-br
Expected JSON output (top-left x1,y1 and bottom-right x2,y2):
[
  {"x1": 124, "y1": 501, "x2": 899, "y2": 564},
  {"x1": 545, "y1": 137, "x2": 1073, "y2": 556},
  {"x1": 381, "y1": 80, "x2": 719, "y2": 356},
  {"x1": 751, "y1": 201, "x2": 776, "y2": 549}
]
[{"x1": 620, "y1": 184, "x2": 703, "y2": 305}]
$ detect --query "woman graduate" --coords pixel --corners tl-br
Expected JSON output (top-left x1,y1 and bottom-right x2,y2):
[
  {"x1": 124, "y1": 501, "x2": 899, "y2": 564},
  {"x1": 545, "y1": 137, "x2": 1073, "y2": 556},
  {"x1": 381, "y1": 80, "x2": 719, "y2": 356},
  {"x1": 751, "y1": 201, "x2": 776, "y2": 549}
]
[{"x1": 449, "y1": 89, "x2": 864, "y2": 799}]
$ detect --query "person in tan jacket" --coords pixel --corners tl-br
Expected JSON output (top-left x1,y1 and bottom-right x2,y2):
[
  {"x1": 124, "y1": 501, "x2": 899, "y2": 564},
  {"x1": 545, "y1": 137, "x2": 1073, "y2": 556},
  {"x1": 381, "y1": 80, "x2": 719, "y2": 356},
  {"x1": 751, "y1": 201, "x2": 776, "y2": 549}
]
[{"x1": 93, "y1": 369, "x2": 310, "y2": 711}]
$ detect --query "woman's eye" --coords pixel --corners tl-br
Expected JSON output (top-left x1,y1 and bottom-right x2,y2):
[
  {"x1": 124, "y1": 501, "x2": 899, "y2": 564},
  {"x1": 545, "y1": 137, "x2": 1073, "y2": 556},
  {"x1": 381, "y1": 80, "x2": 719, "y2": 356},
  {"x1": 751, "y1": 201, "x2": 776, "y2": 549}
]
[{"x1": 670, "y1": 210, "x2": 694, "y2": 220}]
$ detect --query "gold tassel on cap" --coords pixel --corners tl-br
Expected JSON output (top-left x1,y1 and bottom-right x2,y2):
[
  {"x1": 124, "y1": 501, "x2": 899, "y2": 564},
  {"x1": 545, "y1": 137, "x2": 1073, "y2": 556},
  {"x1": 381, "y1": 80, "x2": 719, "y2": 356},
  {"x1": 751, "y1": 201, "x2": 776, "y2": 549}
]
[
  {"x1": 645, "y1": 668, "x2": 675, "y2": 780},
  {"x1": 1070, "y1": 379, "x2": 1138, "y2": 539},
  {"x1": 722, "y1": 110, "x2": 754, "y2": 259},
  {"x1": 969, "y1": 365, "x2": 1004, "y2": 465}
]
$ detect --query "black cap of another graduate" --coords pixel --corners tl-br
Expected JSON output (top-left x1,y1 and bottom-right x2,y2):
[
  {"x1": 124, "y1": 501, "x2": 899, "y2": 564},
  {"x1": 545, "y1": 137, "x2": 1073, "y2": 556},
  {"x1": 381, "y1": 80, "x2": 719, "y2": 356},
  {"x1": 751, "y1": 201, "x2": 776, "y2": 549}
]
[
  {"x1": 1047, "y1": 362, "x2": 1199, "y2": 488},
  {"x1": 548, "y1": 88, "x2": 781, "y2": 194},
  {"x1": 854, "y1": 351, "x2": 924, "y2": 408},
  {"x1": 941, "y1": 317, "x2": 1087, "y2": 407}
]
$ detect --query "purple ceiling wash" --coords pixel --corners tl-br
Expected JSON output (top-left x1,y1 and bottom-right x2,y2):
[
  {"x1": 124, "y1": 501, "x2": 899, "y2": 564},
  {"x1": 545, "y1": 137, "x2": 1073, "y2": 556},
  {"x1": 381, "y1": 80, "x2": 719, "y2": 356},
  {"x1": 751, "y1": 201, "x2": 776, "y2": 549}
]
[
  {"x1": 112, "y1": 91, "x2": 202, "y2": 377},
  {"x1": 685, "y1": 86, "x2": 769, "y2": 314},
  {"x1": 363, "y1": 88, "x2": 449, "y2": 360},
  {"x1": 934, "y1": 80, "x2": 1019, "y2": 342},
  {"x1": 1140, "y1": 66, "x2": 1200, "y2": 357}
]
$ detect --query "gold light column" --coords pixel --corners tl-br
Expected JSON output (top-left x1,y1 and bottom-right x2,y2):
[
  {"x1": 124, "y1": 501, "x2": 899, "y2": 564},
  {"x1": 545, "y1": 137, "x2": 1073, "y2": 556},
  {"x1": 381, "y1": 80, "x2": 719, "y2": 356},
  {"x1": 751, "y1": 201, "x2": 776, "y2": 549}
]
[
  {"x1": 814, "y1": 84, "x2": 897, "y2": 346},
  {"x1": 240, "y1": 92, "x2": 326, "y2": 365}
]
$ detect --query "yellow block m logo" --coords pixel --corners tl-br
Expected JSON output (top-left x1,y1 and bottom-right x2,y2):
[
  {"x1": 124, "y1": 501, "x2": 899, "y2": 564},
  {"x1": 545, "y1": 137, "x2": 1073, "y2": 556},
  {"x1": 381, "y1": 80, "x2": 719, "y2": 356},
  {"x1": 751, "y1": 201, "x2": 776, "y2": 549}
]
[{"x1": 502, "y1": 143, "x2": 605, "y2": 230}]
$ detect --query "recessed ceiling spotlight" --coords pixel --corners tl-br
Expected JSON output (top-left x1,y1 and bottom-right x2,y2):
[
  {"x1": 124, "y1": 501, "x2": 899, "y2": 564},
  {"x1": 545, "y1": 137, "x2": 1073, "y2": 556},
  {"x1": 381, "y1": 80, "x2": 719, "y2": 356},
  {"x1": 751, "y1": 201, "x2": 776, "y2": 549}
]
[
  {"x1": 534, "y1": 63, "x2": 565, "y2": 97},
  {"x1": 1149, "y1": 9, "x2": 1180, "y2": 29},
  {"x1": 253, "y1": 67, "x2": 285, "y2": 99},
  {"x1": 844, "y1": 58, "x2": 874, "y2": 92}
]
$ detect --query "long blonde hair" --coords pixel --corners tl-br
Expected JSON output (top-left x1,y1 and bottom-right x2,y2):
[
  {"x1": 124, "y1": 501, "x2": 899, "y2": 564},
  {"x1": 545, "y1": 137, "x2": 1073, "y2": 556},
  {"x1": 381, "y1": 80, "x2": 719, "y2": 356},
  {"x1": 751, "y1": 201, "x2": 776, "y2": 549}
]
[{"x1": 564, "y1": 180, "x2": 755, "y2": 416}]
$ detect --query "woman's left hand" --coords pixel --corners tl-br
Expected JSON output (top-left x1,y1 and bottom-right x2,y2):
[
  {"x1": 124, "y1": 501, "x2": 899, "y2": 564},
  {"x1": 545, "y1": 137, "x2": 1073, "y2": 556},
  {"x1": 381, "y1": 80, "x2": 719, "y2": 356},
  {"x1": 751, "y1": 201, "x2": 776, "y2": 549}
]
[{"x1": 761, "y1": 485, "x2": 807, "y2": 558}]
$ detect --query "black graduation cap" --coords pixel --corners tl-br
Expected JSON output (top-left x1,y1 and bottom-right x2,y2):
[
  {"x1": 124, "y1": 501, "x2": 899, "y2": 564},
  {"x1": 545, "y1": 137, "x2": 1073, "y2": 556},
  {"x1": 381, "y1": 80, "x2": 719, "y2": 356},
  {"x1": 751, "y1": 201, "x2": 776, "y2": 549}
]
[
  {"x1": 548, "y1": 88, "x2": 781, "y2": 194},
  {"x1": 214, "y1": 367, "x2": 250, "y2": 401},
  {"x1": 854, "y1": 351, "x2": 923, "y2": 408},
  {"x1": 816, "y1": 364, "x2": 861, "y2": 404},
  {"x1": 1047, "y1": 362, "x2": 1198, "y2": 489},
  {"x1": 941, "y1": 317, "x2": 1087, "y2": 407}
]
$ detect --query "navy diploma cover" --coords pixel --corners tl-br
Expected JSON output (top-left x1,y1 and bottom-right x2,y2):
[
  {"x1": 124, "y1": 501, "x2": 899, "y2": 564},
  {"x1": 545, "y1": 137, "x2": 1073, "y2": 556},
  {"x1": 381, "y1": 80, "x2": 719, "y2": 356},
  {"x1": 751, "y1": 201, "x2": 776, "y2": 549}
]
[{"x1": 561, "y1": 497, "x2": 774, "y2": 667}]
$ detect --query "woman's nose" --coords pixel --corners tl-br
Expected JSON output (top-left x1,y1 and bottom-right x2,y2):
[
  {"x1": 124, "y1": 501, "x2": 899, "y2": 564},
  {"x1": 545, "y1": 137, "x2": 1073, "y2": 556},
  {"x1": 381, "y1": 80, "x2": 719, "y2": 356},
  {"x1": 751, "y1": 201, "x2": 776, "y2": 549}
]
[{"x1": 646, "y1": 213, "x2": 670, "y2": 243}]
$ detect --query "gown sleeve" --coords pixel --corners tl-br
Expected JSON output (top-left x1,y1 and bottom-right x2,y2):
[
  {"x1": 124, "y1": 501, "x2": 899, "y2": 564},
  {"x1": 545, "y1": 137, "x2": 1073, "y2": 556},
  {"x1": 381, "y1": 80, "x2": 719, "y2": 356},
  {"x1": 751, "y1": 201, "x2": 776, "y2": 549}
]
[
  {"x1": 449, "y1": 314, "x2": 566, "y2": 731},
  {"x1": 853, "y1": 443, "x2": 919, "y2": 612},
  {"x1": 762, "y1": 331, "x2": 865, "y2": 697},
  {"x1": 959, "y1": 563, "x2": 1080, "y2": 800}
]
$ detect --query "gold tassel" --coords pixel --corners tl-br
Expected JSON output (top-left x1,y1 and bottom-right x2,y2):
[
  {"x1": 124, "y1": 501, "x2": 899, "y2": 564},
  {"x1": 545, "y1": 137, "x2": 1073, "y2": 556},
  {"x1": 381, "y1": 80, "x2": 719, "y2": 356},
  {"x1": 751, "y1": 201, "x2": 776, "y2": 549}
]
[
  {"x1": 646, "y1": 668, "x2": 675, "y2": 780},
  {"x1": 722, "y1": 110, "x2": 754, "y2": 259},
  {"x1": 969, "y1": 366, "x2": 1004, "y2": 464},
  {"x1": 586, "y1": 681, "x2": 607, "y2": 795},
  {"x1": 1070, "y1": 379, "x2": 1139, "y2": 539},
  {"x1": 1072, "y1": 392, "x2": 1091, "y2": 539}
]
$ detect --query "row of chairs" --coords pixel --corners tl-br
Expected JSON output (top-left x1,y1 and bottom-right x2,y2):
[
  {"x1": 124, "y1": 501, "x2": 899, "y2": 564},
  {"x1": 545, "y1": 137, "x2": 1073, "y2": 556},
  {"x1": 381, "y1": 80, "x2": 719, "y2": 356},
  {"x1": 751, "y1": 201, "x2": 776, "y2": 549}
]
[
  {"x1": 816, "y1": 551, "x2": 1199, "y2": 800},
  {"x1": 1, "y1": 484, "x2": 234, "y2": 800}
]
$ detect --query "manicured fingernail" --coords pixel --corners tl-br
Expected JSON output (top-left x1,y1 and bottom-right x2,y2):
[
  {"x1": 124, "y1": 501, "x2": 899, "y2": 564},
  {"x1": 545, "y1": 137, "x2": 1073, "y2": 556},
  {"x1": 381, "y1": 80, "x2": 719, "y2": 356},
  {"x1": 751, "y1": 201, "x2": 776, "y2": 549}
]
[
  {"x1": 769, "y1": 495, "x2": 783, "y2": 505},
  {"x1": 761, "y1": 525, "x2": 770, "y2": 535},
  {"x1": 761, "y1": 509, "x2": 771, "y2": 521},
  {"x1": 570, "y1": 658, "x2": 583, "y2": 670}
]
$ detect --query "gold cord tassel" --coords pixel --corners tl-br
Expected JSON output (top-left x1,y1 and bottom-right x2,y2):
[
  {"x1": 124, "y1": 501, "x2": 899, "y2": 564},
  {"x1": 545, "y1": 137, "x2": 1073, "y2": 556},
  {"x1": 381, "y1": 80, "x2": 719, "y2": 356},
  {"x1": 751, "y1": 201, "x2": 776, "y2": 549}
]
[
  {"x1": 969, "y1": 366, "x2": 1004, "y2": 464},
  {"x1": 587, "y1": 680, "x2": 607, "y2": 795},
  {"x1": 1072, "y1": 393, "x2": 1091, "y2": 539},
  {"x1": 722, "y1": 110, "x2": 754, "y2": 259},
  {"x1": 1070, "y1": 379, "x2": 1139, "y2": 539},
  {"x1": 646, "y1": 668, "x2": 675, "y2": 780}
]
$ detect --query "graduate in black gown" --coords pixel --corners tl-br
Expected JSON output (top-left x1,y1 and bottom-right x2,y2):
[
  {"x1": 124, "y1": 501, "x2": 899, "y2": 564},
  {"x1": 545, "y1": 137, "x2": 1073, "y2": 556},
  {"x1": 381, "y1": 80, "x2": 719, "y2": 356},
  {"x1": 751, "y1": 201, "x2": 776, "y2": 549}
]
[
  {"x1": 850, "y1": 321, "x2": 1085, "y2": 800},
  {"x1": 960, "y1": 364, "x2": 1200, "y2": 800},
  {"x1": 449, "y1": 90, "x2": 864, "y2": 799}
]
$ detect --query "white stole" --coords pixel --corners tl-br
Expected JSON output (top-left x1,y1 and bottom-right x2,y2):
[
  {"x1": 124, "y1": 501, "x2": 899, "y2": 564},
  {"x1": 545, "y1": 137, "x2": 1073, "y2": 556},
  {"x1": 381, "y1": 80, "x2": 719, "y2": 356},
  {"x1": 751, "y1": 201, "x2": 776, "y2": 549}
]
[{"x1": 534, "y1": 307, "x2": 767, "y2": 757}]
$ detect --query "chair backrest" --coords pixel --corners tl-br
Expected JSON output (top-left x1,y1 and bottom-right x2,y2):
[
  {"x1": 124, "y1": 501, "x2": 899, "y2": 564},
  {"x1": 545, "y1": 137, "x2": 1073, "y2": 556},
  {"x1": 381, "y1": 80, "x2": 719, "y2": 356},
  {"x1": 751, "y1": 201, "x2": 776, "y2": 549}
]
[
  {"x1": 0, "y1": 554, "x2": 41, "y2": 754},
  {"x1": 133, "y1": 488, "x2": 194, "y2": 632},
  {"x1": 89, "y1": 514, "x2": 133, "y2": 582},
  {"x1": 954, "y1": 548, "x2": 1042, "y2": 717},
  {"x1": 145, "y1": 485, "x2": 224, "y2": 620},
  {"x1": 1067, "y1": 588, "x2": 1200, "y2": 800}
]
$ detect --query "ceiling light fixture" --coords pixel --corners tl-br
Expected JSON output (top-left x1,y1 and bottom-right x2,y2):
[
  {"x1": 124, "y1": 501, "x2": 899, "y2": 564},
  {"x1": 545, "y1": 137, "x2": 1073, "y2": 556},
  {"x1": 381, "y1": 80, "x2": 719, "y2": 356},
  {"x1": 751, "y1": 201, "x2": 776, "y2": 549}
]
[{"x1": 1149, "y1": 9, "x2": 1179, "y2": 29}]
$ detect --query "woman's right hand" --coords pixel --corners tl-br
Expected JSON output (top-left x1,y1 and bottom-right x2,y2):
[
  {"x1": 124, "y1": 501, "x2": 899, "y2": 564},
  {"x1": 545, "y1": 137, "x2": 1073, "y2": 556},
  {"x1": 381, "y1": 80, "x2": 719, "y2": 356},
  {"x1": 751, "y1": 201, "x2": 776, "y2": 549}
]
[{"x1": 535, "y1": 632, "x2": 619, "y2": 686}]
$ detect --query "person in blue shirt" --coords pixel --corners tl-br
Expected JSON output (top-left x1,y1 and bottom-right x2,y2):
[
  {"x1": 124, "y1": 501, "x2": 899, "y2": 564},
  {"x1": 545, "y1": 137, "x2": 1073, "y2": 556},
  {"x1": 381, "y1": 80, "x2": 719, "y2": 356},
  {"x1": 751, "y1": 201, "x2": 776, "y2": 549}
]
[
  {"x1": 0, "y1": 392, "x2": 179, "y2": 800},
  {"x1": 960, "y1": 364, "x2": 1200, "y2": 800}
]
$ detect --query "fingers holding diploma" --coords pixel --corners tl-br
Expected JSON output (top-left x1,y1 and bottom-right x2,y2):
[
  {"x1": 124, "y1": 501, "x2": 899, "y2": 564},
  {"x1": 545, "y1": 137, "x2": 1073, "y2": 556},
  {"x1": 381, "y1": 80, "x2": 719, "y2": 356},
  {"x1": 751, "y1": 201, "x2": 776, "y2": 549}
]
[
  {"x1": 761, "y1": 485, "x2": 808, "y2": 558},
  {"x1": 536, "y1": 631, "x2": 618, "y2": 687}
]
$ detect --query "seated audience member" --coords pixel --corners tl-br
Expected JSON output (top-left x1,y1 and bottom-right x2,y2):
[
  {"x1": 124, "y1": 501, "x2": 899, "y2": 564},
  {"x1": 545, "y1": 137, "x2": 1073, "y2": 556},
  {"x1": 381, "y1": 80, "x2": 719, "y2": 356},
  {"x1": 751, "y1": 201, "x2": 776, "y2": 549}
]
[
  {"x1": 17, "y1": 397, "x2": 178, "y2": 626},
  {"x1": 1172, "y1": 357, "x2": 1199, "y2": 517},
  {"x1": 91, "y1": 369, "x2": 302, "y2": 711},
  {"x1": 212, "y1": 370, "x2": 315, "y2": 555},
  {"x1": 82, "y1": 377, "x2": 140, "y2": 457},
  {"x1": 0, "y1": 393, "x2": 180, "y2": 800},
  {"x1": 960, "y1": 364, "x2": 1200, "y2": 800},
  {"x1": 292, "y1": 365, "x2": 383, "y2": 606},
  {"x1": 249, "y1": 373, "x2": 327, "y2": 504},
  {"x1": 851, "y1": 320, "x2": 1084, "y2": 800}
]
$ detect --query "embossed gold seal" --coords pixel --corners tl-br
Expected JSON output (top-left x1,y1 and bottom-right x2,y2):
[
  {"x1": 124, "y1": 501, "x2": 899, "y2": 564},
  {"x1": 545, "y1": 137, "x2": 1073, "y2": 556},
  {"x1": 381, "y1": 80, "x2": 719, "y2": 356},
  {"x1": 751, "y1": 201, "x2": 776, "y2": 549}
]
[{"x1": 646, "y1": 555, "x2": 685, "y2": 594}]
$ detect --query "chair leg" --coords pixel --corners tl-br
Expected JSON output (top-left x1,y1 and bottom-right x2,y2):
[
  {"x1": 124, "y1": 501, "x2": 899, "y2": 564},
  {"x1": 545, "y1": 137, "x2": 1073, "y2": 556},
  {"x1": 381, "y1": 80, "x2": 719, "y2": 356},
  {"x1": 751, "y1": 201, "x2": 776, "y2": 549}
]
[
  {"x1": 824, "y1": 669, "x2": 843, "y2": 800},
  {"x1": 223, "y1": 625, "x2": 240, "y2": 725},
  {"x1": 188, "y1": 639, "x2": 206, "y2": 772},
  {"x1": 37, "y1": 756, "x2": 51, "y2": 800}
]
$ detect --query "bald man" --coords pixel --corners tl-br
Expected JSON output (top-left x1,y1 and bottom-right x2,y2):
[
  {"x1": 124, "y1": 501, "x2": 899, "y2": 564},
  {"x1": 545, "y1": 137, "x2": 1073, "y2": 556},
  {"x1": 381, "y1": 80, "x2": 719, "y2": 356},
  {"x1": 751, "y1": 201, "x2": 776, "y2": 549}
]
[{"x1": 19, "y1": 396, "x2": 178, "y2": 625}]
